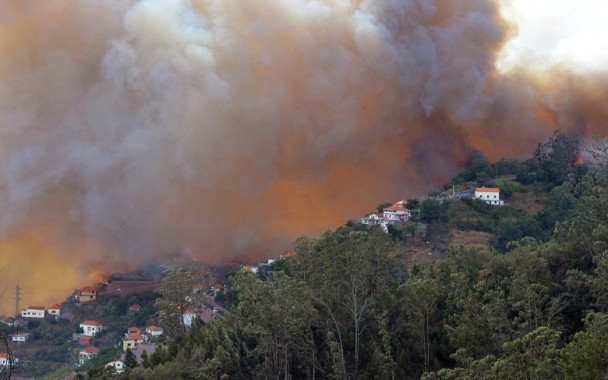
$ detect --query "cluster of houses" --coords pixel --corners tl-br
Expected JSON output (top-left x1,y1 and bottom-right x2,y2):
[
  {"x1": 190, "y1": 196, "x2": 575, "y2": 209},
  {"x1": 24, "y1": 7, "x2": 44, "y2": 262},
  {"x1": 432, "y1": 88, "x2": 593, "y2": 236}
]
[
  {"x1": 360, "y1": 188, "x2": 504, "y2": 232},
  {"x1": 3, "y1": 274, "x2": 230, "y2": 372},
  {"x1": 20, "y1": 304, "x2": 62, "y2": 319},
  {"x1": 361, "y1": 201, "x2": 411, "y2": 231}
]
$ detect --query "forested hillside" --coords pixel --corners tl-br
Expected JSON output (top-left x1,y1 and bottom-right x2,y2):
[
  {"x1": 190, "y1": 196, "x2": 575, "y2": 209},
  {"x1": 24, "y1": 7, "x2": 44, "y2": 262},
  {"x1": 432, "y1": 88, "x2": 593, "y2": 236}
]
[{"x1": 100, "y1": 133, "x2": 608, "y2": 380}]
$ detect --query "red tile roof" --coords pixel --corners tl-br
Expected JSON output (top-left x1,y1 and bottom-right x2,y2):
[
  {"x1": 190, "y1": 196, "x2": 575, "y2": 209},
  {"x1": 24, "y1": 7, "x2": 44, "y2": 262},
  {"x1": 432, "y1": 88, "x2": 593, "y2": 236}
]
[
  {"x1": 80, "y1": 320, "x2": 102, "y2": 326},
  {"x1": 48, "y1": 304, "x2": 61, "y2": 310},
  {"x1": 79, "y1": 286, "x2": 96, "y2": 293},
  {"x1": 146, "y1": 326, "x2": 163, "y2": 332},
  {"x1": 475, "y1": 187, "x2": 500, "y2": 193},
  {"x1": 280, "y1": 251, "x2": 296, "y2": 259},
  {"x1": 127, "y1": 333, "x2": 144, "y2": 340},
  {"x1": 0, "y1": 353, "x2": 7, "y2": 359},
  {"x1": 385, "y1": 204, "x2": 407, "y2": 212},
  {"x1": 81, "y1": 346, "x2": 100, "y2": 354}
]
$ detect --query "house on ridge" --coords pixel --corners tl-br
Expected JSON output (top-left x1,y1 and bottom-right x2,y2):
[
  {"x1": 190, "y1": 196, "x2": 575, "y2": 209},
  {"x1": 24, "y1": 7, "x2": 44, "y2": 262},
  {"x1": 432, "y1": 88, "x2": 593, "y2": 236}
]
[
  {"x1": 21, "y1": 306, "x2": 45, "y2": 319},
  {"x1": 47, "y1": 304, "x2": 61, "y2": 317},
  {"x1": 145, "y1": 326, "x2": 164, "y2": 337},
  {"x1": 474, "y1": 187, "x2": 504, "y2": 206},
  {"x1": 382, "y1": 203, "x2": 411, "y2": 221},
  {"x1": 75, "y1": 286, "x2": 97, "y2": 303}
]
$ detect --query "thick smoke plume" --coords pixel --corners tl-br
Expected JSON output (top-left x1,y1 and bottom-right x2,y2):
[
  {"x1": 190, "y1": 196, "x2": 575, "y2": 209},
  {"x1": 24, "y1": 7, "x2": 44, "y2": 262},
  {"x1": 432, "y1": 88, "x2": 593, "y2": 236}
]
[{"x1": 0, "y1": 0, "x2": 606, "y2": 310}]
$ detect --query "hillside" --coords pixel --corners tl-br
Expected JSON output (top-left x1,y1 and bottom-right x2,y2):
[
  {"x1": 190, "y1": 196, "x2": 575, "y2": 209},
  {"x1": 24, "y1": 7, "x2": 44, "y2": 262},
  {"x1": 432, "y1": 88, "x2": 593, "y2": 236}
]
[
  {"x1": 68, "y1": 133, "x2": 608, "y2": 380},
  {"x1": 6, "y1": 131, "x2": 607, "y2": 380}
]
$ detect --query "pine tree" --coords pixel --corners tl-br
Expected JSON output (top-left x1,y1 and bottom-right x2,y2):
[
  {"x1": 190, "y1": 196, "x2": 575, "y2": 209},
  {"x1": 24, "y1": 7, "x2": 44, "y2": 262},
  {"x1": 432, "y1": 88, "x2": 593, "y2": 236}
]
[{"x1": 125, "y1": 348, "x2": 138, "y2": 369}]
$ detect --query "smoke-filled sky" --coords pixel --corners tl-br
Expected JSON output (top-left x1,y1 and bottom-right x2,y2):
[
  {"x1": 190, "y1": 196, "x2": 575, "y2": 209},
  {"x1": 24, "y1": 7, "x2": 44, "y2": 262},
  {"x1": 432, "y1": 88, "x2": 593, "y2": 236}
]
[{"x1": 0, "y1": 0, "x2": 607, "y2": 312}]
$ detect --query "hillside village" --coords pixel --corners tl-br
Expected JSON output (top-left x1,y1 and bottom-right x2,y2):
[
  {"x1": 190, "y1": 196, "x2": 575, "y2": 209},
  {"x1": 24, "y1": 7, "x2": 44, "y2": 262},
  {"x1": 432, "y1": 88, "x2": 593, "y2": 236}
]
[
  {"x1": 0, "y1": 273, "x2": 230, "y2": 378},
  {"x1": 1, "y1": 132, "x2": 606, "y2": 379},
  {"x1": 0, "y1": 156, "x2": 556, "y2": 379},
  {"x1": 0, "y1": 178, "x2": 532, "y2": 379}
]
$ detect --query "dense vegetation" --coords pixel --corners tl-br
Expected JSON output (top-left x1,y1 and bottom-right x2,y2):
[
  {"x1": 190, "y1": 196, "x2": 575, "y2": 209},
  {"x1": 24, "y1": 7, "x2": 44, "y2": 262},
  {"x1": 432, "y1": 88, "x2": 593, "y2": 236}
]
[{"x1": 93, "y1": 132, "x2": 608, "y2": 379}]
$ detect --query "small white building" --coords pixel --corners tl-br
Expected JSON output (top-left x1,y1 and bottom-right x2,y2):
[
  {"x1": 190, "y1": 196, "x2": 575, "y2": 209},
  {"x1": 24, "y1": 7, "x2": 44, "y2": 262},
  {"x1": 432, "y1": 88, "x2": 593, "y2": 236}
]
[
  {"x1": 105, "y1": 360, "x2": 125, "y2": 374},
  {"x1": 80, "y1": 320, "x2": 104, "y2": 336},
  {"x1": 475, "y1": 187, "x2": 504, "y2": 206},
  {"x1": 182, "y1": 311, "x2": 198, "y2": 327},
  {"x1": 145, "y1": 326, "x2": 164, "y2": 337},
  {"x1": 21, "y1": 306, "x2": 45, "y2": 318},
  {"x1": 79, "y1": 346, "x2": 100, "y2": 364},
  {"x1": 0, "y1": 353, "x2": 9, "y2": 366},
  {"x1": 47, "y1": 304, "x2": 61, "y2": 316},
  {"x1": 361, "y1": 214, "x2": 390, "y2": 232},
  {"x1": 10, "y1": 333, "x2": 29, "y2": 343}
]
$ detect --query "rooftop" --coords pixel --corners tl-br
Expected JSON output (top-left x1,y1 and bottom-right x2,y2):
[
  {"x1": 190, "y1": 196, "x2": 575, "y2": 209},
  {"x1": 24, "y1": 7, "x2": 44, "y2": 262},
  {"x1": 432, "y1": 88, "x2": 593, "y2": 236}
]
[
  {"x1": 81, "y1": 346, "x2": 100, "y2": 354},
  {"x1": 80, "y1": 320, "x2": 102, "y2": 326},
  {"x1": 475, "y1": 187, "x2": 500, "y2": 193}
]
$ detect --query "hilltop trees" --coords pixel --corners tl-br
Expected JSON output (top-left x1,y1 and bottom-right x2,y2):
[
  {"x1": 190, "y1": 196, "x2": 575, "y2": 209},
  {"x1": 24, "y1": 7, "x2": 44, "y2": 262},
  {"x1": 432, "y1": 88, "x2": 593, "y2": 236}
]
[
  {"x1": 91, "y1": 135, "x2": 608, "y2": 380},
  {"x1": 155, "y1": 267, "x2": 214, "y2": 341},
  {"x1": 534, "y1": 130, "x2": 580, "y2": 185},
  {"x1": 292, "y1": 226, "x2": 401, "y2": 377}
]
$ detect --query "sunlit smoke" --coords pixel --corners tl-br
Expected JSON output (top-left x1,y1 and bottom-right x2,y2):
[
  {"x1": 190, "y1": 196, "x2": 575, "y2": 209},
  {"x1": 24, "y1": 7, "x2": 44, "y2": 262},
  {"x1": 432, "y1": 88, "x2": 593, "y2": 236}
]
[{"x1": 0, "y1": 0, "x2": 607, "y2": 313}]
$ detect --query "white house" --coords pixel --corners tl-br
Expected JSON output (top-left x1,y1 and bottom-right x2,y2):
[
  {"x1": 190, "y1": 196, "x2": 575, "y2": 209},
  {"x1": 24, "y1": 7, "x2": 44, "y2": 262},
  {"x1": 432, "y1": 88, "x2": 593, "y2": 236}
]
[
  {"x1": 382, "y1": 203, "x2": 411, "y2": 221},
  {"x1": 145, "y1": 326, "x2": 164, "y2": 337},
  {"x1": 105, "y1": 360, "x2": 125, "y2": 374},
  {"x1": 47, "y1": 304, "x2": 61, "y2": 316},
  {"x1": 475, "y1": 187, "x2": 504, "y2": 206},
  {"x1": 80, "y1": 320, "x2": 104, "y2": 336},
  {"x1": 21, "y1": 306, "x2": 45, "y2": 318},
  {"x1": 182, "y1": 310, "x2": 198, "y2": 327},
  {"x1": 361, "y1": 214, "x2": 390, "y2": 232},
  {"x1": 0, "y1": 353, "x2": 9, "y2": 366},
  {"x1": 79, "y1": 346, "x2": 100, "y2": 364},
  {"x1": 10, "y1": 333, "x2": 29, "y2": 343}
]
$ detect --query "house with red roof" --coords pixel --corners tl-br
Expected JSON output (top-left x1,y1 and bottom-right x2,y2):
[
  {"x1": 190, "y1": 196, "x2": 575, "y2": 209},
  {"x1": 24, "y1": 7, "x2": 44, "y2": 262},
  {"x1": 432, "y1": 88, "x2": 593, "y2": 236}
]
[
  {"x1": 80, "y1": 320, "x2": 104, "y2": 336},
  {"x1": 47, "y1": 304, "x2": 61, "y2": 317},
  {"x1": 122, "y1": 332, "x2": 146, "y2": 351},
  {"x1": 79, "y1": 346, "x2": 100, "y2": 364},
  {"x1": 75, "y1": 286, "x2": 97, "y2": 303},
  {"x1": 21, "y1": 306, "x2": 45, "y2": 319},
  {"x1": 0, "y1": 352, "x2": 9, "y2": 367},
  {"x1": 475, "y1": 187, "x2": 504, "y2": 206},
  {"x1": 145, "y1": 326, "x2": 164, "y2": 337},
  {"x1": 126, "y1": 327, "x2": 141, "y2": 336},
  {"x1": 382, "y1": 203, "x2": 411, "y2": 221}
]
